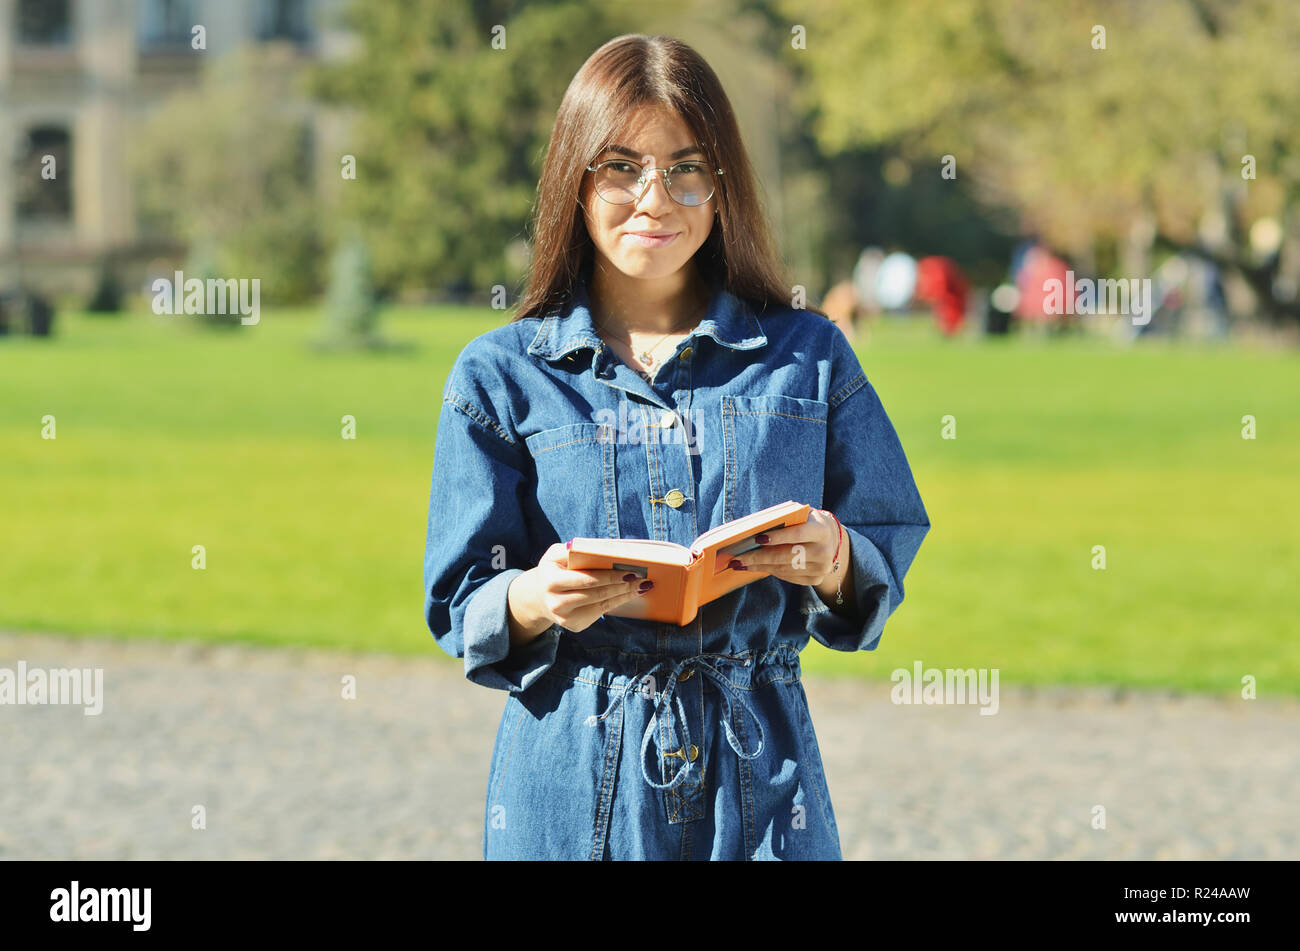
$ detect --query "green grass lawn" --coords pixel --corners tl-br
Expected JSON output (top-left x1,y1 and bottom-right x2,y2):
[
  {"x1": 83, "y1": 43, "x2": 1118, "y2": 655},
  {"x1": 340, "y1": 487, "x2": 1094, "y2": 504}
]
[{"x1": 2, "y1": 305, "x2": 1297, "y2": 696}]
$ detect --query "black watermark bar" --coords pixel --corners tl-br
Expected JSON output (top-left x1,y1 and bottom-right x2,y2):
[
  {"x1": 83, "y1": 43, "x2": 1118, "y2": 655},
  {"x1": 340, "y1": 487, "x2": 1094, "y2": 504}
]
[{"x1": 0, "y1": 859, "x2": 1287, "y2": 938}]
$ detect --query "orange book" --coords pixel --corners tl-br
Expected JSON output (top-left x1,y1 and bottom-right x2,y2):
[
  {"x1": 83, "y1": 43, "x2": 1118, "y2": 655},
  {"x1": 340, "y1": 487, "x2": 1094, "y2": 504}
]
[{"x1": 565, "y1": 500, "x2": 811, "y2": 626}]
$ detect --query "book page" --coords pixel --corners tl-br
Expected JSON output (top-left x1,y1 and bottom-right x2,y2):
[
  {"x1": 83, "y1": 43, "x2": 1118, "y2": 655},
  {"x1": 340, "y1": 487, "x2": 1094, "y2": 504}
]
[
  {"x1": 566, "y1": 538, "x2": 694, "y2": 567},
  {"x1": 691, "y1": 500, "x2": 806, "y2": 552}
]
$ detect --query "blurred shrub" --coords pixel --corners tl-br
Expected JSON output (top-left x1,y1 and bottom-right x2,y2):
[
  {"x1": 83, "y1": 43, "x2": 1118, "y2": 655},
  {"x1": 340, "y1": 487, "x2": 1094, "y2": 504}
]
[
  {"x1": 317, "y1": 232, "x2": 384, "y2": 348},
  {"x1": 86, "y1": 255, "x2": 123, "y2": 314}
]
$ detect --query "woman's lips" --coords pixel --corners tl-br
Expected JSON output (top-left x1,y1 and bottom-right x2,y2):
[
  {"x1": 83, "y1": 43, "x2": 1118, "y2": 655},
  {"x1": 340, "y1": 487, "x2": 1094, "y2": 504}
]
[{"x1": 624, "y1": 231, "x2": 679, "y2": 248}]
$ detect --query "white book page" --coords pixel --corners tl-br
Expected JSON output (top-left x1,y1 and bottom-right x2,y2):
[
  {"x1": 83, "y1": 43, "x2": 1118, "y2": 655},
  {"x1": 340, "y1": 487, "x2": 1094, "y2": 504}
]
[
  {"x1": 571, "y1": 538, "x2": 694, "y2": 567},
  {"x1": 690, "y1": 500, "x2": 803, "y2": 552}
]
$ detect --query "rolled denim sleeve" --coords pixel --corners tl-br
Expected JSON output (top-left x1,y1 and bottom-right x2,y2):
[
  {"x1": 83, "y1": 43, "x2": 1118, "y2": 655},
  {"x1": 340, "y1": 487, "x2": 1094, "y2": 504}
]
[
  {"x1": 423, "y1": 366, "x2": 561, "y2": 692},
  {"x1": 803, "y1": 335, "x2": 930, "y2": 651}
]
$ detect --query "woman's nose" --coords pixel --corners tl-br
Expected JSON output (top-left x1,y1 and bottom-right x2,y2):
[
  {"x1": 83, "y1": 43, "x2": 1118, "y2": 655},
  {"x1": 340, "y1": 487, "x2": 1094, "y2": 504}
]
[{"x1": 632, "y1": 166, "x2": 674, "y2": 213}]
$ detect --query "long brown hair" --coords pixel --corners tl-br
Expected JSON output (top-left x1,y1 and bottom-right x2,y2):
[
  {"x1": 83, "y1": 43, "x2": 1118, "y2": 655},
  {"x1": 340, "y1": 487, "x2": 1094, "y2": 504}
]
[{"x1": 514, "y1": 34, "x2": 813, "y2": 323}]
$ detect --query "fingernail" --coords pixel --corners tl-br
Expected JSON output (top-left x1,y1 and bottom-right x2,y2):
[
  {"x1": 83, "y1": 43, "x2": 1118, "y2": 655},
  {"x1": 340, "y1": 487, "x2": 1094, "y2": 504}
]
[
  {"x1": 623, "y1": 572, "x2": 638, "y2": 582},
  {"x1": 566, "y1": 539, "x2": 572, "y2": 549},
  {"x1": 729, "y1": 559, "x2": 746, "y2": 571},
  {"x1": 755, "y1": 534, "x2": 769, "y2": 545},
  {"x1": 637, "y1": 580, "x2": 654, "y2": 593}
]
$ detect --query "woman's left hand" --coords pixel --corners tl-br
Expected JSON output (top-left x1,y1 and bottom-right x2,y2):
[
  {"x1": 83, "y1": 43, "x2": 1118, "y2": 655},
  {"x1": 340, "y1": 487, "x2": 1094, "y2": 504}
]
[{"x1": 727, "y1": 506, "x2": 845, "y2": 588}]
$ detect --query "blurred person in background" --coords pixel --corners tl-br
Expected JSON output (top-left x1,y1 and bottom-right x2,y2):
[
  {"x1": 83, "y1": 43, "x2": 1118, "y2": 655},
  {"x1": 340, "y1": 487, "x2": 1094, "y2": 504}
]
[
  {"x1": 1014, "y1": 240, "x2": 1069, "y2": 329},
  {"x1": 875, "y1": 249, "x2": 918, "y2": 312},
  {"x1": 852, "y1": 246, "x2": 885, "y2": 317},
  {"x1": 820, "y1": 278, "x2": 861, "y2": 342},
  {"x1": 914, "y1": 255, "x2": 970, "y2": 337},
  {"x1": 818, "y1": 246, "x2": 891, "y2": 344}
]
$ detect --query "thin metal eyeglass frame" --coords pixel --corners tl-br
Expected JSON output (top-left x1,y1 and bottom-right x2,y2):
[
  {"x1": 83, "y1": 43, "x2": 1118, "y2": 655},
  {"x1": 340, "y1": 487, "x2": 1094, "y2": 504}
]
[{"x1": 584, "y1": 159, "x2": 725, "y2": 207}]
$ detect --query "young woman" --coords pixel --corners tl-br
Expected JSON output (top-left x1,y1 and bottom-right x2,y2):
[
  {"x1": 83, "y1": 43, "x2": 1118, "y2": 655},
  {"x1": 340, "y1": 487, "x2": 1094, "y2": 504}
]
[{"x1": 423, "y1": 34, "x2": 930, "y2": 860}]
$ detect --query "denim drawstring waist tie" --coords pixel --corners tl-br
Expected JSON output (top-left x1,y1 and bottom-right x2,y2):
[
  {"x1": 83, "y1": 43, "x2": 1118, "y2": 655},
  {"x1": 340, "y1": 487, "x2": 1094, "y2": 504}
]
[{"x1": 585, "y1": 652, "x2": 766, "y2": 791}]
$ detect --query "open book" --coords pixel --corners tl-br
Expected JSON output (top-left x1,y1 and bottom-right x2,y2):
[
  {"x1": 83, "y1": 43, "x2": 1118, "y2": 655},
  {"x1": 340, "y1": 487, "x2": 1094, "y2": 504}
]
[{"x1": 565, "y1": 500, "x2": 811, "y2": 626}]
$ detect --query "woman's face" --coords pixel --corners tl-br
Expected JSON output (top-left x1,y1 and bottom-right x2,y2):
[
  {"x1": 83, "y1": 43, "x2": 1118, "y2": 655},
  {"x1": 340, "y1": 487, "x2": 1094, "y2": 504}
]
[{"x1": 580, "y1": 106, "x2": 717, "y2": 284}]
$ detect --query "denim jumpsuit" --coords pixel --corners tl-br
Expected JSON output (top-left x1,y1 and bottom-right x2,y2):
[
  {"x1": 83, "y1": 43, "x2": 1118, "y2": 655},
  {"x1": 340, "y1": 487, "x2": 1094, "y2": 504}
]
[{"x1": 423, "y1": 274, "x2": 930, "y2": 860}]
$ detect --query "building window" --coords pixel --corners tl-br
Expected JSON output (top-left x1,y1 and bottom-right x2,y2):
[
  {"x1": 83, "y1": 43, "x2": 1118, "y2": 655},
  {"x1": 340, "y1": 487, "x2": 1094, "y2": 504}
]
[
  {"x1": 16, "y1": 127, "x2": 73, "y2": 225},
  {"x1": 140, "y1": 0, "x2": 197, "y2": 48},
  {"x1": 17, "y1": 0, "x2": 72, "y2": 46},
  {"x1": 256, "y1": 0, "x2": 310, "y2": 44}
]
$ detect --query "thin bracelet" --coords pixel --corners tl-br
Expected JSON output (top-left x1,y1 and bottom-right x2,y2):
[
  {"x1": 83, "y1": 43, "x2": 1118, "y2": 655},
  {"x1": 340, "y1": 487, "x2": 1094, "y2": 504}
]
[{"x1": 828, "y1": 510, "x2": 845, "y2": 605}]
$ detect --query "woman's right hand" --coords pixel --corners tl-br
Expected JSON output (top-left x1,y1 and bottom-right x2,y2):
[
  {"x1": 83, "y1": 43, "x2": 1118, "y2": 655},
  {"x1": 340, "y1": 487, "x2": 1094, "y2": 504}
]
[{"x1": 506, "y1": 542, "x2": 654, "y2": 643}]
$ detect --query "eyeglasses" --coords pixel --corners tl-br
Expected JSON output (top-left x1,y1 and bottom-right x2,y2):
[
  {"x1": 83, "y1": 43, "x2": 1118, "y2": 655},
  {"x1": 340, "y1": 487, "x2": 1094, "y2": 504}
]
[{"x1": 585, "y1": 158, "x2": 724, "y2": 207}]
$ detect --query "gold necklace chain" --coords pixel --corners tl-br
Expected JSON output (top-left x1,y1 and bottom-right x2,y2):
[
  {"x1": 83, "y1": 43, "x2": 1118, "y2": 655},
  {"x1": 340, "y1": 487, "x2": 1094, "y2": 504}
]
[{"x1": 592, "y1": 293, "x2": 708, "y2": 376}]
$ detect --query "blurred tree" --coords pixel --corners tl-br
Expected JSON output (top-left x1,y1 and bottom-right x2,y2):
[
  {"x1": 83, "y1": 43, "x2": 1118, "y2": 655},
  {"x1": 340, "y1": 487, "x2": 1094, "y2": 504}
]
[
  {"x1": 816, "y1": 144, "x2": 1018, "y2": 289},
  {"x1": 318, "y1": 230, "x2": 382, "y2": 347},
  {"x1": 310, "y1": 0, "x2": 648, "y2": 297},
  {"x1": 129, "y1": 46, "x2": 322, "y2": 304},
  {"x1": 783, "y1": 0, "x2": 1300, "y2": 326},
  {"x1": 183, "y1": 238, "x2": 241, "y2": 330}
]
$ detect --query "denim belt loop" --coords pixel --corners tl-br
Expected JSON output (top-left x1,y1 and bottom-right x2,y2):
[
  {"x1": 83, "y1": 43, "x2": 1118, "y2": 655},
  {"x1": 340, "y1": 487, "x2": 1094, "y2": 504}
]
[{"x1": 585, "y1": 652, "x2": 767, "y2": 791}]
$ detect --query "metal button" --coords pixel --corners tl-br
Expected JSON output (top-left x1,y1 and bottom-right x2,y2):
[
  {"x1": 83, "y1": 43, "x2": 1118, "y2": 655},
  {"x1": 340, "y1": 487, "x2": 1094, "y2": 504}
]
[
  {"x1": 664, "y1": 745, "x2": 700, "y2": 763},
  {"x1": 664, "y1": 489, "x2": 685, "y2": 508},
  {"x1": 658, "y1": 411, "x2": 676, "y2": 428},
  {"x1": 679, "y1": 346, "x2": 693, "y2": 362},
  {"x1": 678, "y1": 668, "x2": 694, "y2": 682}
]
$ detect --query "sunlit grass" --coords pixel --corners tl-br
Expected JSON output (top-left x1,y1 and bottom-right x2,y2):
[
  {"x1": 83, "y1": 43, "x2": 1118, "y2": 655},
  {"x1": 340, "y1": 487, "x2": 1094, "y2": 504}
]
[{"x1": 2, "y1": 305, "x2": 1296, "y2": 695}]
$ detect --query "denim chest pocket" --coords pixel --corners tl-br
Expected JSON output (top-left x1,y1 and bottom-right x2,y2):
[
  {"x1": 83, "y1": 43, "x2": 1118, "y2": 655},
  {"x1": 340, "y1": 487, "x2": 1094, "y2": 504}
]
[
  {"x1": 524, "y1": 421, "x2": 621, "y2": 540},
  {"x1": 722, "y1": 394, "x2": 828, "y2": 522}
]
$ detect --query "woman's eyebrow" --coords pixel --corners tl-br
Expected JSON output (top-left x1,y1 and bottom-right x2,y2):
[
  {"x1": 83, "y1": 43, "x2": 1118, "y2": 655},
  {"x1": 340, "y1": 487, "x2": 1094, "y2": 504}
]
[{"x1": 602, "y1": 143, "x2": 704, "y2": 160}]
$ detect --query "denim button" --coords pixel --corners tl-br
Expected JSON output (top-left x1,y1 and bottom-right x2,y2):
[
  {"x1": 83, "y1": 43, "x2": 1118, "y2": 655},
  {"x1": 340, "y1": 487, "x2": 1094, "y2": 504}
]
[
  {"x1": 679, "y1": 346, "x2": 693, "y2": 362},
  {"x1": 678, "y1": 667, "x2": 694, "y2": 682},
  {"x1": 688, "y1": 744, "x2": 699, "y2": 762},
  {"x1": 664, "y1": 489, "x2": 685, "y2": 508},
  {"x1": 659, "y1": 411, "x2": 676, "y2": 428}
]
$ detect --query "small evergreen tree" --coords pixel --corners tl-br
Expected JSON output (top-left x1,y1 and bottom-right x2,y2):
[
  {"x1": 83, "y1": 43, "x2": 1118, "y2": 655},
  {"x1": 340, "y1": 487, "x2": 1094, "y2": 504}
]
[
  {"x1": 185, "y1": 239, "x2": 241, "y2": 331},
  {"x1": 318, "y1": 232, "x2": 383, "y2": 348}
]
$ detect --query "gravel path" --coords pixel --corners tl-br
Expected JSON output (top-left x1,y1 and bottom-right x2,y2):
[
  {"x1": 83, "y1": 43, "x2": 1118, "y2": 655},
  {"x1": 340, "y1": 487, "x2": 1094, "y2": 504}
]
[{"x1": 2, "y1": 630, "x2": 1295, "y2": 860}]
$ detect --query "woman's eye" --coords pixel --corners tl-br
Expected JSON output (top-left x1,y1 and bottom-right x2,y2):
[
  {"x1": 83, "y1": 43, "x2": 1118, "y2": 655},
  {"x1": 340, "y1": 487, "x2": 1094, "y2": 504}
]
[
  {"x1": 605, "y1": 161, "x2": 637, "y2": 173},
  {"x1": 673, "y1": 163, "x2": 704, "y2": 174}
]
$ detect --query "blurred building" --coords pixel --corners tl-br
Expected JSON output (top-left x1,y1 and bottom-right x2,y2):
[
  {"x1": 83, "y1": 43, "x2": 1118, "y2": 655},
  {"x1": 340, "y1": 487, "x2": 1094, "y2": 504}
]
[{"x1": 0, "y1": 0, "x2": 346, "y2": 296}]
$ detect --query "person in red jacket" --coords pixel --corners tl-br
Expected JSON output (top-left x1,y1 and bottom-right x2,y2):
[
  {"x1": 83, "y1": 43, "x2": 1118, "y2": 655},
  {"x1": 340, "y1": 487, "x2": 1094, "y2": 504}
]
[{"x1": 915, "y1": 255, "x2": 969, "y2": 336}]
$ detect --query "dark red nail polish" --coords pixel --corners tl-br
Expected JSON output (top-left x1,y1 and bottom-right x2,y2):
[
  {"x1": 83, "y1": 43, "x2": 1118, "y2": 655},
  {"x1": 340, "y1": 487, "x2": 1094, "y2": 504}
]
[
  {"x1": 623, "y1": 572, "x2": 638, "y2": 582},
  {"x1": 637, "y1": 580, "x2": 654, "y2": 593},
  {"x1": 729, "y1": 559, "x2": 745, "y2": 571},
  {"x1": 756, "y1": 533, "x2": 769, "y2": 545}
]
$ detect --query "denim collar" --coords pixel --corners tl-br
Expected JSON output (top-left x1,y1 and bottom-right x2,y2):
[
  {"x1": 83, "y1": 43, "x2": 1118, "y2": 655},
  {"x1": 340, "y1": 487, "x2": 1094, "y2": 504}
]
[{"x1": 526, "y1": 275, "x2": 768, "y2": 361}]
